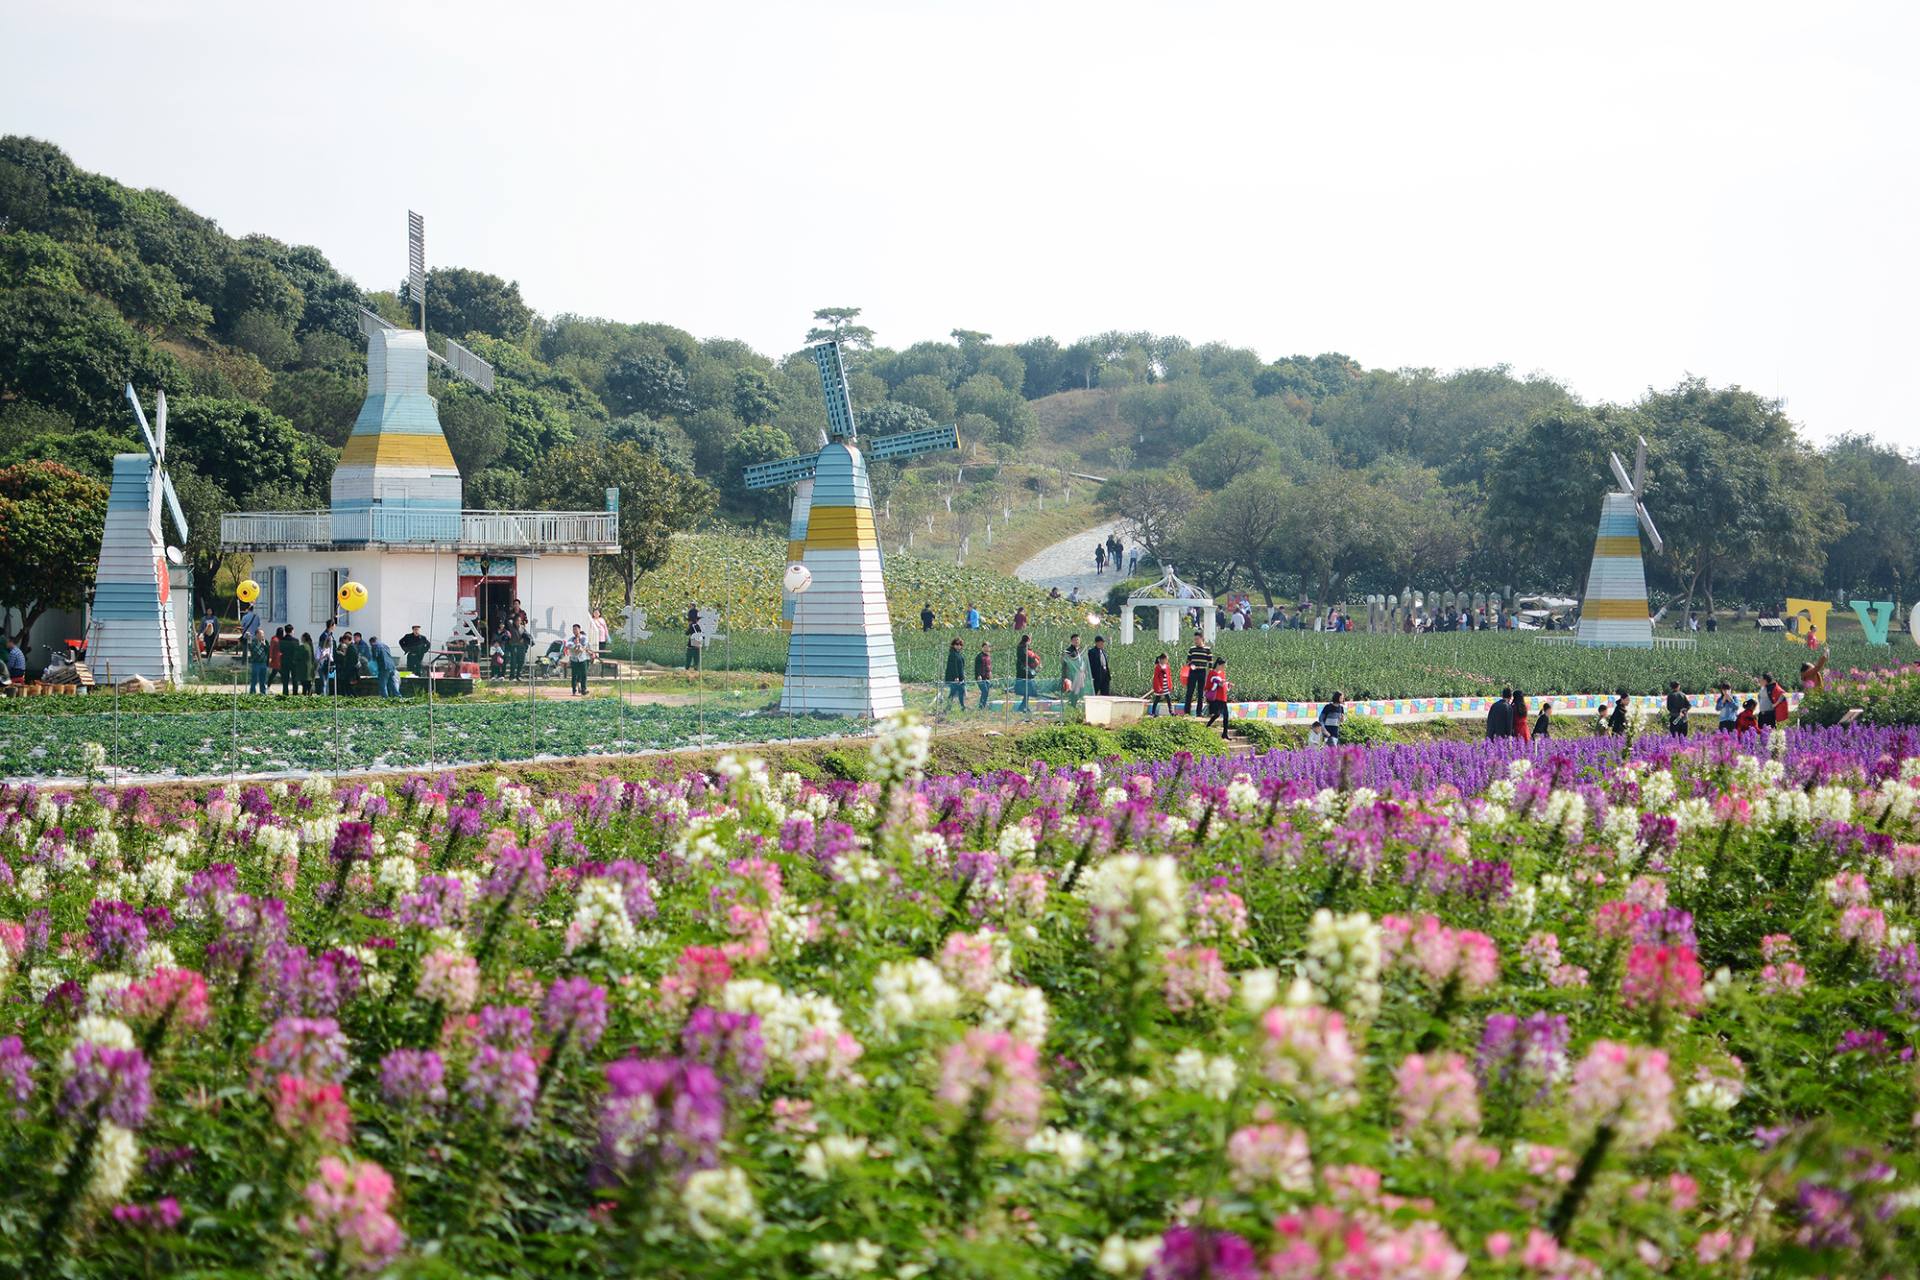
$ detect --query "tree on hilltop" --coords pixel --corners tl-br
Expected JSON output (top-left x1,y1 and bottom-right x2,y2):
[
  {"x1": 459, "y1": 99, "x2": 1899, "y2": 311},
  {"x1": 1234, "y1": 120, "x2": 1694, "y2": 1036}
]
[{"x1": 805, "y1": 307, "x2": 875, "y2": 351}]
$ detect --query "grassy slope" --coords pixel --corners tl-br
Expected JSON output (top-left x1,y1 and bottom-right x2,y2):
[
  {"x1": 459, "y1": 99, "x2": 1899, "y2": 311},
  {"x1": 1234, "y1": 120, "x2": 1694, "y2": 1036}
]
[{"x1": 609, "y1": 531, "x2": 1093, "y2": 633}]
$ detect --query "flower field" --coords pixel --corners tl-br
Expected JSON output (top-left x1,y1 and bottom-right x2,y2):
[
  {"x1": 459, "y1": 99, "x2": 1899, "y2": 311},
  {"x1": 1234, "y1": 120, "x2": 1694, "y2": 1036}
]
[
  {"x1": 0, "y1": 697, "x2": 846, "y2": 781},
  {"x1": 3, "y1": 720, "x2": 1920, "y2": 1276},
  {"x1": 1801, "y1": 661, "x2": 1920, "y2": 727},
  {"x1": 618, "y1": 625, "x2": 1893, "y2": 705}
]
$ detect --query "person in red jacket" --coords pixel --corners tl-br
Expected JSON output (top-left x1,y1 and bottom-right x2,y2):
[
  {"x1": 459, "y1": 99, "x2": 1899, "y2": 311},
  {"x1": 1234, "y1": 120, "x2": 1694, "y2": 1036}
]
[
  {"x1": 1147, "y1": 653, "x2": 1175, "y2": 717},
  {"x1": 1735, "y1": 699, "x2": 1759, "y2": 733},
  {"x1": 1202, "y1": 659, "x2": 1232, "y2": 739}
]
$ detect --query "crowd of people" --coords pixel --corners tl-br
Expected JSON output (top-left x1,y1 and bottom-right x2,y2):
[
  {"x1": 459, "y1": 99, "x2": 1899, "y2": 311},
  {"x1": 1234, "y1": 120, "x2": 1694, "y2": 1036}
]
[
  {"x1": 237, "y1": 605, "x2": 404, "y2": 699},
  {"x1": 223, "y1": 596, "x2": 614, "y2": 697},
  {"x1": 927, "y1": 607, "x2": 1839, "y2": 749}
]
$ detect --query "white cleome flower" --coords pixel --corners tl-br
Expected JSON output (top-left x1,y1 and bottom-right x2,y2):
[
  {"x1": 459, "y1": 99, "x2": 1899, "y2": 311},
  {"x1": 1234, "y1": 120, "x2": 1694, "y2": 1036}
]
[
  {"x1": 981, "y1": 982, "x2": 1051, "y2": 1046},
  {"x1": 1168, "y1": 1047, "x2": 1239, "y2": 1101},
  {"x1": 811, "y1": 1240, "x2": 885, "y2": 1279},
  {"x1": 680, "y1": 1165, "x2": 759, "y2": 1240},
  {"x1": 799, "y1": 1134, "x2": 871, "y2": 1180},
  {"x1": 1097, "y1": 1235, "x2": 1164, "y2": 1278},
  {"x1": 869, "y1": 959, "x2": 962, "y2": 1039},
  {"x1": 1024, "y1": 1126, "x2": 1092, "y2": 1173},
  {"x1": 868, "y1": 710, "x2": 931, "y2": 783},
  {"x1": 1082, "y1": 854, "x2": 1186, "y2": 954}
]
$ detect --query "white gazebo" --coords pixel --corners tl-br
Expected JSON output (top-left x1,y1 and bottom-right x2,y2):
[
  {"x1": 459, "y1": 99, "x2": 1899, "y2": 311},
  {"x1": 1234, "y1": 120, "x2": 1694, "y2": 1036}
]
[{"x1": 1118, "y1": 565, "x2": 1215, "y2": 646}]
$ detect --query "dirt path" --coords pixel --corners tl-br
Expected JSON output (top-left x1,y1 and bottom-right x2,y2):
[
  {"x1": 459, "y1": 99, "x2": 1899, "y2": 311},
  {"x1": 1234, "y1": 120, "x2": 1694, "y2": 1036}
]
[{"x1": 1014, "y1": 518, "x2": 1136, "y2": 601}]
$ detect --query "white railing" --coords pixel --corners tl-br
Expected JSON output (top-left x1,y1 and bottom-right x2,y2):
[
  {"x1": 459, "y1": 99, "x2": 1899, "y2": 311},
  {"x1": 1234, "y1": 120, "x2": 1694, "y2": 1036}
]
[
  {"x1": 458, "y1": 510, "x2": 619, "y2": 548},
  {"x1": 221, "y1": 510, "x2": 333, "y2": 545},
  {"x1": 222, "y1": 509, "x2": 619, "y2": 551}
]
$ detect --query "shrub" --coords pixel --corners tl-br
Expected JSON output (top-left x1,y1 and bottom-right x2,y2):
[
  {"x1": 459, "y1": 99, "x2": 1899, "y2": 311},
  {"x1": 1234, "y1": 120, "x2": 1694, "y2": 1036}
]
[
  {"x1": 1017, "y1": 724, "x2": 1124, "y2": 766},
  {"x1": 1337, "y1": 714, "x2": 1396, "y2": 745},
  {"x1": 1117, "y1": 716, "x2": 1230, "y2": 760},
  {"x1": 816, "y1": 749, "x2": 870, "y2": 781}
]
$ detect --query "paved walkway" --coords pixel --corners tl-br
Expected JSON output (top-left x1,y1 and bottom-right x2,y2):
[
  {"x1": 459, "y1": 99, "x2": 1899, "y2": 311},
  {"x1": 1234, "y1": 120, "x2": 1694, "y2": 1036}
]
[{"x1": 1014, "y1": 518, "x2": 1137, "y2": 600}]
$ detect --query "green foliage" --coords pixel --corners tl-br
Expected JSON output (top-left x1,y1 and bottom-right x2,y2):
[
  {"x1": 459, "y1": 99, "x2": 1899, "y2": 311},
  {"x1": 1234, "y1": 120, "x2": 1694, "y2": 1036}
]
[
  {"x1": 730, "y1": 367, "x2": 779, "y2": 425},
  {"x1": 860, "y1": 400, "x2": 936, "y2": 438},
  {"x1": 805, "y1": 305, "x2": 875, "y2": 351},
  {"x1": 1115, "y1": 715, "x2": 1230, "y2": 760},
  {"x1": 1182, "y1": 427, "x2": 1282, "y2": 489},
  {"x1": 531, "y1": 441, "x2": 716, "y2": 603},
  {"x1": 723, "y1": 423, "x2": 799, "y2": 522},
  {"x1": 607, "y1": 350, "x2": 693, "y2": 418},
  {"x1": 0, "y1": 286, "x2": 185, "y2": 422},
  {"x1": 0, "y1": 402, "x2": 132, "y2": 476},
  {"x1": 1016, "y1": 723, "x2": 1123, "y2": 765},
  {"x1": 1337, "y1": 713, "x2": 1395, "y2": 744},
  {"x1": 165, "y1": 394, "x2": 334, "y2": 506},
  {"x1": 614, "y1": 532, "x2": 1090, "y2": 633},
  {"x1": 607, "y1": 414, "x2": 695, "y2": 474},
  {"x1": 0, "y1": 460, "x2": 108, "y2": 642},
  {"x1": 1096, "y1": 468, "x2": 1199, "y2": 563},
  {"x1": 423, "y1": 266, "x2": 535, "y2": 344}
]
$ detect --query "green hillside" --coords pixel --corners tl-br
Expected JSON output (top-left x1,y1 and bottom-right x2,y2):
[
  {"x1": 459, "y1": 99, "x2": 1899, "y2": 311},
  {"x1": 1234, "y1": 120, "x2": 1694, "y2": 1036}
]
[{"x1": 4, "y1": 134, "x2": 1917, "y2": 642}]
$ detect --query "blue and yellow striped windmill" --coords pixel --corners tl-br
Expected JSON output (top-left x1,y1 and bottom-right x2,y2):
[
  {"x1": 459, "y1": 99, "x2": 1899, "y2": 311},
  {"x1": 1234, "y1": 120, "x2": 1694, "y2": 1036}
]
[
  {"x1": 1576, "y1": 435, "x2": 1663, "y2": 648},
  {"x1": 88, "y1": 386, "x2": 191, "y2": 687},
  {"x1": 743, "y1": 340, "x2": 958, "y2": 717}
]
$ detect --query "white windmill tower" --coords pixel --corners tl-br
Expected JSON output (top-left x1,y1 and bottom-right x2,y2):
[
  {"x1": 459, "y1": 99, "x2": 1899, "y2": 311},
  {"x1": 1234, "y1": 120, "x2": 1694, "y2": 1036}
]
[
  {"x1": 1575, "y1": 435, "x2": 1663, "y2": 649},
  {"x1": 88, "y1": 385, "x2": 191, "y2": 687}
]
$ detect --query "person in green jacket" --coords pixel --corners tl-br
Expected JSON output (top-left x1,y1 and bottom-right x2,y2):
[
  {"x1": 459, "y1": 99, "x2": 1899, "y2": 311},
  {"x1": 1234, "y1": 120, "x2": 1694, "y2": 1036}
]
[
  {"x1": 291, "y1": 632, "x2": 316, "y2": 695},
  {"x1": 943, "y1": 637, "x2": 967, "y2": 710},
  {"x1": 1059, "y1": 633, "x2": 1089, "y2": 707}
]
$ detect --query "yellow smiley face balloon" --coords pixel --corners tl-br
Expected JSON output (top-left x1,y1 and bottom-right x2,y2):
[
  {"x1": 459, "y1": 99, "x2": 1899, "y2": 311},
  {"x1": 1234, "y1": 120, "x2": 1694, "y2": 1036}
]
[
  {"x1": 337, "y1": 581, "x2": 369, "y2": 612},
  {"x1": 236, "y1": 579, "x2": 260, "y2": 605}
]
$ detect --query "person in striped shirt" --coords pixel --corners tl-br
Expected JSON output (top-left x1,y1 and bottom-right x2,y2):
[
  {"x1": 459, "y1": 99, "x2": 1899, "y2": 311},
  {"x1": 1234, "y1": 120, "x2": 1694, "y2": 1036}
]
[{"x1": 1182, "y1": 633, "x2": 1213, "y2": 716}]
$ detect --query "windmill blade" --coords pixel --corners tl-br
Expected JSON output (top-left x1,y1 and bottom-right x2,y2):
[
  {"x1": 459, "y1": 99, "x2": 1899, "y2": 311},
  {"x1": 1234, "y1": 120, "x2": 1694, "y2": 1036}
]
[
  {"x1": 1636, "y1": 502, "x2": 1663, "y2": 554},
  {"x1": 125, "y1": 383, "x2": 161, "y2": 465},
  {"x1": 159, "y1": 470, "x2": 189, "y2": 543},
  {"x1": 155, "y1": 389, "x2": 167, "y2": 457},
  {"x1": 809, "y1": 341, "x2": 860, "y2": 440},
  {"x1": 357, "y1": 305, "x2": 397, "y2": 339},
  {"x1": 443, "y1": 338, "x2": 496, "y2": 392},
  {"x1": 744, "y1": 453, "x2": 821, "y2": 490},
  {"x1": 1633, "y1": 436, "x2": 1648, "y2": 494},
  {"x1": 1608, "y1": 450, "x2": 1633, "y2": 493},
  {"x1": 869, "y1": 423, "x2": 960, "y2": 462}
]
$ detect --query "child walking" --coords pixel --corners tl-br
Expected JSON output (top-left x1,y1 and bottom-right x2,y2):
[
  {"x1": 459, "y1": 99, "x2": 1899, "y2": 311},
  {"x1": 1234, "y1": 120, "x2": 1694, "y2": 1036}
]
[
  {"x1": 1202, "y1": 659, "x2": 1232, "y2": 739},
  {"x1": 1147, "y1": 653, "x2": 1175, "y2": 717}
]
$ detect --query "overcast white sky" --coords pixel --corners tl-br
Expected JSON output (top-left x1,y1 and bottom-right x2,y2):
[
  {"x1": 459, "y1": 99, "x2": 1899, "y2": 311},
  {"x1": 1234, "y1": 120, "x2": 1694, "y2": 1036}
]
[{"x1": 5, "y1": 1, "x2": 1917, "y2": 447}]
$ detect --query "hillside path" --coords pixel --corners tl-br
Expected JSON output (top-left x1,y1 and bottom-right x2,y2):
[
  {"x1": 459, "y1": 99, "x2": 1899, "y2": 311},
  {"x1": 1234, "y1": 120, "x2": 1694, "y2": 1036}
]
[{"x1": 1015, "y1": 518, "x2": 1135, "y2": 599}]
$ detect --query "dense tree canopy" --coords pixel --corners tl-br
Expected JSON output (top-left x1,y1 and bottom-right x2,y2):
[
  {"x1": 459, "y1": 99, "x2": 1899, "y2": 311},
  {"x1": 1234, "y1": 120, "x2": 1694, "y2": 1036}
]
[
  {"x1": 0, "y1": 460, "x2": 109, "y2": 643},
  {"x1": 530, "y1": 442, "x2": 717, "y2": 604}
]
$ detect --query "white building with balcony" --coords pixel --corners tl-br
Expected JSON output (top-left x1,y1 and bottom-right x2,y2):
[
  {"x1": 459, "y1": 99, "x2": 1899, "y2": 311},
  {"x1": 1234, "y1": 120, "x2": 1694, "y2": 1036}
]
[{"x1": 221, "y1": 326, "x2": 619, "y2": 652}]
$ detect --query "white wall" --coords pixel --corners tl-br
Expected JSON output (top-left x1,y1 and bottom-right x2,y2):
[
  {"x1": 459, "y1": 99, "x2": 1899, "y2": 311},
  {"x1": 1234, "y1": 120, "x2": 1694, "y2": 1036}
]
[
  {"x1": 517, "y1": 555, "x2": 593, "y2": 645},
  {"x1": 359, "y1": 551, "x2": 460, "y2": 649}
]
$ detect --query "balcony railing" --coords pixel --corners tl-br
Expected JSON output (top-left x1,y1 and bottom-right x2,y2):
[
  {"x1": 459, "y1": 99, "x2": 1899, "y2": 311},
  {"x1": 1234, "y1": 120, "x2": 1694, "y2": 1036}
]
[{"x1": 221, "y1": 509, "x2": 620, "y2": 552}]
